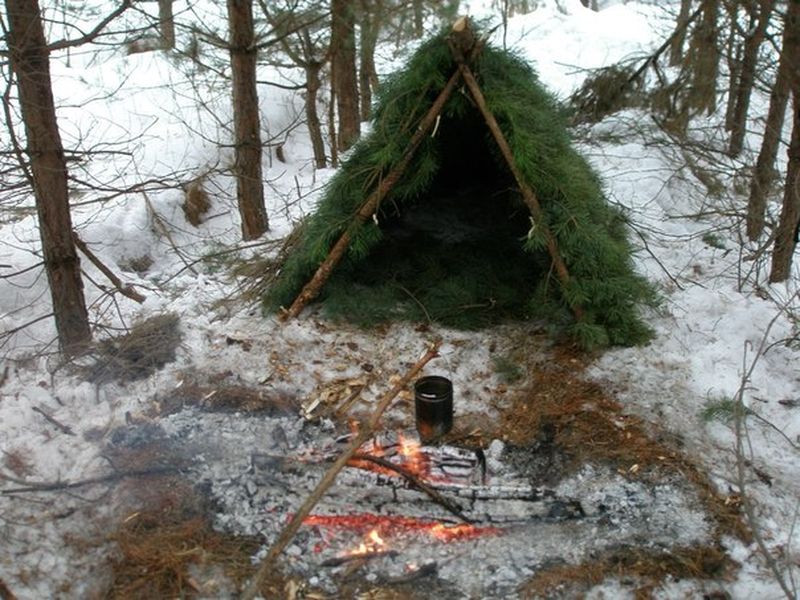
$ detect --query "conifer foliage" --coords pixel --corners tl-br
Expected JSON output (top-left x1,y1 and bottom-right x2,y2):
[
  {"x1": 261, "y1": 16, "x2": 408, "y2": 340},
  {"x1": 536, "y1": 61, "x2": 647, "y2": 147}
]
[{"x1": 265, "y1": 30, "x2": 656, "y2": 348}]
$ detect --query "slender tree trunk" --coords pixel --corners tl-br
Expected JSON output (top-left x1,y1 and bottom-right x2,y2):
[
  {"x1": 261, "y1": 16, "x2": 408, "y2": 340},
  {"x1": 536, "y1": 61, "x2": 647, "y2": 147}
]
[
  {"x1": 413, "y1": 0, "x2": 424, "y2": 37},
  {"x1": 305, "y1": 62, "x2": 327, "y2": 169},
  {"x1": 328, "y1": 74, "x2": 339, "y2": 167},
  {"x1": 768, "y1": 95, "x2": 800, "y2": 282},
  {"x1": 359, "y1": 0, "x2": 380, "y2": 122},
  {"x1": 723, "y1": 2, "x2": 742, "y2": 131},
  {"x1": 227, "y1": 0, "x2": 268, "y2": 239},
  {"x1": 5, "y1": 0, "x2": 91, "y2": 355},
  {"x1": 686, "y1": 0, "x2": 720, "y2": 115},
  {"x1": 728, "y1": 0, "x2": 776, "y2": 157},
  {"x1": 768, "y1": 0, "x2": 800, "y2": 281},
  {"x1": 669, "y1": 0, "x2": 694, "y2": 66},
  {"x1": 158, "y1": 0, "x2": 175, "y2": 50},
  {"x1": 331, "y1": 0, "x2": 360, "y2": 151},
  {"x1": 746, "y1": 46, "x2": 792, "y2": 240}
]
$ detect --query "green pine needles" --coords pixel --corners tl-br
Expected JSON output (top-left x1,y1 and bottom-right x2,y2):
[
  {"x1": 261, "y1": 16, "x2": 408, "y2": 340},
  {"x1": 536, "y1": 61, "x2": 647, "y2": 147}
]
[{"x1": 264, "y1": 29, "x2": 657, "y2": 349}]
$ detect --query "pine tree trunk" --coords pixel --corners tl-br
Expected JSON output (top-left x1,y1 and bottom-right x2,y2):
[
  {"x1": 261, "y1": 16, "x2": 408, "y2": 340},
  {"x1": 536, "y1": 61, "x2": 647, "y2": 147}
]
[
  {"x1": 768, "y1": 96, "x2": 800, "y2": 282},
  {"x1": 331, "y1": 0, "x2": 360, "y2": 151},
  {"x1": 5, "y1": 0, "x2": 91, "y2": 355},
  {"x1": 728, "y1": 0, "x2": 776, "y2": 157},
  {"x1": 768, "y1": 0, "x2": 800, "y2": 281},
  {"x1": 158, "y1": 0, "x2": 175, "y2": 50},
  {"x1": 687, "y1": 0, "x2": 720, "y2": 115},
  {"x1": 723, "y1": 2, "x2": 742, "y2": 131},
  {"x1": 227, "y1": 0, "x2": 268, "y2": 239},
  {"x1": 746, "y1": 44, "x2": 792, "y2": 241},
  {"x1": 305, "y1": 62, "x2": 327, "y2": 169},
  {"x1": 359, "y1": 0, "x2": 380, "y2": 122},
  {"x1": 670, "y1": 0, "x2": 694, "y2": 66}
]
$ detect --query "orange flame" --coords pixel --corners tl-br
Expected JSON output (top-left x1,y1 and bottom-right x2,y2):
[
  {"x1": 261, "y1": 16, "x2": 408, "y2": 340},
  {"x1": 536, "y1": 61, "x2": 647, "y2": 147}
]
[{"x1": 348, "y1": 528, "x2": 386, "y2": 556}]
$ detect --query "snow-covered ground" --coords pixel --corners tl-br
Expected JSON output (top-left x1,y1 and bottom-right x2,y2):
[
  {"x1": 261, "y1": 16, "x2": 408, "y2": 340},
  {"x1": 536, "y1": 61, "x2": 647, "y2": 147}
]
[{"x1": 1, "y1": 0, "x2": 798, "y2": 598}]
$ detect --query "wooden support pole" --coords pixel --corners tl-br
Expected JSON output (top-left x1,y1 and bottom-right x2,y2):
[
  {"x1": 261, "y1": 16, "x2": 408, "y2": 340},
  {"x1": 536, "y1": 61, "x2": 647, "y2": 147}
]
[
  {"x1": 240, "y1": 342, "x2": 440, "y2": 600},
  {"x1": 456, "y1": 63, "x2": 584, "y2": 322},
  {"x1": 281, "y1": 68, "x2": 464, "y2": 321}
]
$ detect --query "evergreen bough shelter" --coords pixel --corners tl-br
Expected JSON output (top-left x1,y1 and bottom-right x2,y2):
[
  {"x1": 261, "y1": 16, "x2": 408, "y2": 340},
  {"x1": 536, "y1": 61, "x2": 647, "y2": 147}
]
[{"x1": 266, "y1": 18, "x2": 656, "y2": 349}]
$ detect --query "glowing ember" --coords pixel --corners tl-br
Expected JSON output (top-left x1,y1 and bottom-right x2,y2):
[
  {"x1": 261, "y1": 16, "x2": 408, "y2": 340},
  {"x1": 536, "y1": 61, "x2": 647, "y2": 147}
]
[{"x1": 304, "y1": 513, "x2": 501, "y2": 544}]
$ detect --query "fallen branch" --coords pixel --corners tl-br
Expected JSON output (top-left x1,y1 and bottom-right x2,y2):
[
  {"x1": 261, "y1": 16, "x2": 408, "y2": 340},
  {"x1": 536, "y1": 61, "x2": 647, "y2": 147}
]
[
  {"x1": 350, "y1": 452, "x2": 471, "y2": 523},
  {"x1": 240, "y1": 341, "x2": 440, "y2": 600},
  {"x1": 0, "y1": 466, "x2": 179, "y2": 495},
  {"x1": 73, "y1": 233, "x2": 146, "y2": 304},
  {"x1": 31, "y1": 405, "x2": 75, "y2": 436}
]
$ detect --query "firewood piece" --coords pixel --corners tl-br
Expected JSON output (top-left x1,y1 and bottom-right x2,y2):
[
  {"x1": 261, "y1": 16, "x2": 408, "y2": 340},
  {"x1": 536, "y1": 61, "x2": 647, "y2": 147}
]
[
  {"x1": 350, "y1": 452, "x2": 471, "y2": 523},
  {"x1": 455, "y1": 63, "x2": 584, "y2": 322},
  {"x1": 240, "y1": 342, "x2": 440, "y2": 600},
  {"x1": 320, "y1": 549, "x2": 398, "y2": 568}
]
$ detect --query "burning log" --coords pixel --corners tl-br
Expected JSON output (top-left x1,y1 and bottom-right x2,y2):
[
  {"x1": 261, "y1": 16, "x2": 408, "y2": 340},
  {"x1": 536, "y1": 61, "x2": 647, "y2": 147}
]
[{"x1": 350, "y1": 452, "x2": 471, "y2": 522}]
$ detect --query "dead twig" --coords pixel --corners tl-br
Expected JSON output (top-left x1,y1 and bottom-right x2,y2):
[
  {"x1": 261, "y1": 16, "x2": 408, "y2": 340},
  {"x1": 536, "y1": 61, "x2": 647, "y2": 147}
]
[
  {"x1": 733, "y1": 298, "x2": 798, "y2": 599},
  {"x1": 0, "y1": 466, "x2": 179, "y2": 495},
  {"x1": 350, "y1": 453, "x2": 470, "y2": 523},
  {"x1": 31, "y1": 406, "x2": 75, "y2": 436},
  {"x1": 240, "y1": 341, "x2": 441, "y2": 600}
]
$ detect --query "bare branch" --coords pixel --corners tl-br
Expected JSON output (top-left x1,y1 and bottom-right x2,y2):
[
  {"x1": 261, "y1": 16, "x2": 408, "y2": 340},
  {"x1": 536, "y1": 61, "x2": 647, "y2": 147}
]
[{"x1": 46, "y1": 1, "x2": 133, "y2": 52}]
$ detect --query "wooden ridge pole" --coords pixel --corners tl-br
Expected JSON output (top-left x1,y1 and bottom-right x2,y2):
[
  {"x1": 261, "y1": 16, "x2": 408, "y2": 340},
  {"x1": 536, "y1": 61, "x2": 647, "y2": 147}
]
[
  {"x1": 281, "y1": 69, "x2": 464, "y2": 320},
  {"x1": 455, "y1": 62, "x2": 585, "y2": 322},
  {"x1": 240, "y1": 342, "x2": 440, "y2": 600}
]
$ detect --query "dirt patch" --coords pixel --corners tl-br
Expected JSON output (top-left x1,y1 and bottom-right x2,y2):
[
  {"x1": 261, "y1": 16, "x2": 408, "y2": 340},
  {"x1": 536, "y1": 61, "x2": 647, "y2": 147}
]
[{"x1": 155, "y1": 383, "x2": 298, "y2": 416}]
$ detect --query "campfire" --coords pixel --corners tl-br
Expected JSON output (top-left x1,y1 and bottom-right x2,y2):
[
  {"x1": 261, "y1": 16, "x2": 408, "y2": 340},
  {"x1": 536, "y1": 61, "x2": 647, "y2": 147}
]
[{"x1": 138, "y1": 348, "x2": 717, "y2": 596}]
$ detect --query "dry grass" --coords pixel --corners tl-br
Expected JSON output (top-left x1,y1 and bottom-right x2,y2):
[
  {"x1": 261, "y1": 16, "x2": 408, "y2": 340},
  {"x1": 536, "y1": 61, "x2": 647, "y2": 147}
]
[
  {"x1": 81, "y1": 313, "x2": 182, "y2": 383},
  {"x1": 107, "y1": 474, "x2": 265, "y2": 599},
  {"x1": 519, "y1": 544, "x2": 736, "y2": 599}
]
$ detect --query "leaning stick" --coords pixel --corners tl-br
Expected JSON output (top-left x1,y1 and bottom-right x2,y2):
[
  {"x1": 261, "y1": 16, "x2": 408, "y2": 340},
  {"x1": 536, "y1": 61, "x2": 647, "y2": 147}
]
[
  {"x1": 73, "y1": 233, "x2": 146, "y2": 304},
  {"x1": 281, "y1": 69, "x2": 464, "y2": 320},
  {"x1": 240, "y1": 342, "x2": 440, "y2": 600},
  {"x1": 456, "y1": 62, "x2": 585, "y2": 322}
]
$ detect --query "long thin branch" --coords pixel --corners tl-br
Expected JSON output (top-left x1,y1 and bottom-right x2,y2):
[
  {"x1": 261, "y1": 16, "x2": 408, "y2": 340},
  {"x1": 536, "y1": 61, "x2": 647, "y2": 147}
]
[
  {"x1": 240, "y1": 342, "x2": 440, "y2": 600},
  {"x1": 0, "y1": 466, "x2": 178, "y2": 495},
  {"x1": 47, "y1": 1, "x2": 133, "y2": 52}
]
